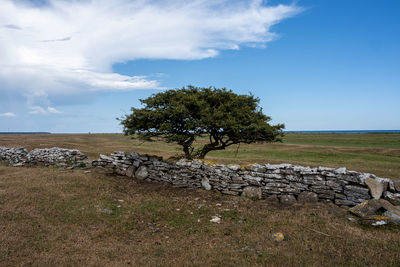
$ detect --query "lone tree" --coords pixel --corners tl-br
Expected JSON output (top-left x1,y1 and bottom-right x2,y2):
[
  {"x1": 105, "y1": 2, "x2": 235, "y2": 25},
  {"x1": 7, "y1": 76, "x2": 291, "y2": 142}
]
[{"x1": 120, "y1": 86, "x2": 284, "y2": 159}]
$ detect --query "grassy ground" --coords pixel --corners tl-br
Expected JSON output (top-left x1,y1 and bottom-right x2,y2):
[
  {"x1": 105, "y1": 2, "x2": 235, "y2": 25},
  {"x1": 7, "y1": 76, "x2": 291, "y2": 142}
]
[
  {"x1": 0, "y1": 133, "x2": 399, "y2": 179},
  {"x1": 1, "y1": 165, "x2": 400, "y2": 266}
]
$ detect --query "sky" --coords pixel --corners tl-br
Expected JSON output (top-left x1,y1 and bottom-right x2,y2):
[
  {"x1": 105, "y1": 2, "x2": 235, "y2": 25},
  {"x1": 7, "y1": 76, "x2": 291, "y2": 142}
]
[{"x1": 0, "y1": 0, "x2": 399, "y2": 133}]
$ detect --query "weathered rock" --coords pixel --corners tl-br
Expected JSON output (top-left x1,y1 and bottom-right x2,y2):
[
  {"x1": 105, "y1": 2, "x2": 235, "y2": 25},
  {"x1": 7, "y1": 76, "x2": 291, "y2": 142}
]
[
  {"x1": 383, "y1": 210, "x2": 400, "y2": 225},
  {"x1": 297, "y1": 191, "x2": 318, "y2": 204},
  {"x1": 126, "y1": 166, "x2": 136, "y2": 178},
  {"x1": 365, "y1": 178, "x2": 384, "y2": 199},
  {"x1": 335, "y1": 199, "x2": 357, "y2": 206},
  {"x1": 265, "y1": 194, "x2": 279, "y2": 203},
  {"x1": 394, "y1": 180, "x2": 400, "y2": 192},
  {"x1": 349, "y1": 200, "x2": 383, "y2": 217},
  {"x1": 378, "y1": 199, "x2": 400, "y2": 212},
  {"x1": 242, "y1": 186, "x2": 262, "y2": 199},
  {"x1": 280, "y1": 194, "x2": 297, "y2": 205},
  {"x1": 135, "y1": 166, "x2": 148, "y2": 180},
  {"x1": 383, "y1": 191, "x2": 400, "y2": 206},
  {"x1": 360, "y1": 215, "x2": 389, "y2": 226},
  {"x1": 201, "y1": 177, "x2": 212, "y2": 191}
]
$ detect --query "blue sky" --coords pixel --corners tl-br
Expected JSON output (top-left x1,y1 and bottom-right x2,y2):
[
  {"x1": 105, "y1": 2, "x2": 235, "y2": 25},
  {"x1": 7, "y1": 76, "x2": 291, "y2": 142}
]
[{"x1": 0, "y1": 0, "x2": 399, "y2": 132}]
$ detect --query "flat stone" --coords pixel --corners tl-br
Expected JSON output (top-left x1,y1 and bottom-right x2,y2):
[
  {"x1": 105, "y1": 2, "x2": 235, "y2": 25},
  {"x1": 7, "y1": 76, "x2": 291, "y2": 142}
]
[
  {"x1": 360, "y1": 215, "x2": 389, "y2": 226},
  {"x1": 99, "y1": 154, "x2": 112, "y2": 161},
  {"x1": 280, "y1": 194, "x2": 297, "y2": 205},
  {"x1": 297, "y1": 191, "x2": 318, "y2": 204},
  {"x1": 383, "y1": 191, "x2": 400, "y2": 206},
  {"x1": 242, "y1": 186, "x2": 262, "y2": 199},
  {"x1": 349, "y1": 199, "x2": 383, "y2": 217},
  {"x1": 365, "y1": 178, "x2": 384, "y2": 199},
  {"x1": 383, "y1": 210, "x2": 400, "y2": 225},
  {"x1": 379, "y1": 199, "x2": 400, "y2": 212}
]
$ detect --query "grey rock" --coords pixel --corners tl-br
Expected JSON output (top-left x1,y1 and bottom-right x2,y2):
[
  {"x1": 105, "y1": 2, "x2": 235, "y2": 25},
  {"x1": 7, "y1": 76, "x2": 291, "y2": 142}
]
[
  {"x1": 242, "y1": 186, "x2": 262, "y2": 199},
  {"x1": 99, "y1": 154, "x2": 112, "y2": 161},
  {"x1": 297, "y1": 192, "x2": 318, "y2": 204},
  {"x1": 265, "y1": 194, "x2": 279, "y2": 203},
  {"x1": 228, "y1": 164, "x2": 241, "y2": 171},
  {"x1": 135, "y1": 166, "x2": 148, "y2": 180},
  {"x1": 335, "y1": 167, "x2": 347, "y2": 174},
  {"x1": 365, "y1": 178, "x2": 384, "y2": 199},
  {"x1": 280, "y1": 194, "x2": 297, "y2": 205},
  {"x1": 349, "y1": 199, "x2": 383, "y2": 217},
  {"x1": 335, "y1": 199, "x2": 357, "y2": 206},
  {"x1": 126, "y1": 165, "x2": 136, "y2": 178},
  {"x1": 394, "y1": 180, "x2": 400, "y2": 192},
  {"x1": 201, "y1": 177, "x2": 212, "y2": 191},
  {"x1": 383, "y1": 210, "x2": 400, "y2": 225},
  {"x1": 383, "y1": 191, "x2": 400, "y2": 206}
]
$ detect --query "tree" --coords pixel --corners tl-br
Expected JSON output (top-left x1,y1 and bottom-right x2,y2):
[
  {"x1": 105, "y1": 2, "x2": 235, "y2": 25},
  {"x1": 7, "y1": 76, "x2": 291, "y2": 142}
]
[{"x1": 119, "y1": 86, "x2": 284, "y2": 159}]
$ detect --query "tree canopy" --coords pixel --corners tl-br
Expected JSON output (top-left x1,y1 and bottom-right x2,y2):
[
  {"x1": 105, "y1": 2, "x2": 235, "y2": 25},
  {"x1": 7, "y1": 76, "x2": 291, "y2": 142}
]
[{"x1": 120, "y1": 86, "x2": 284, "y2": 159}]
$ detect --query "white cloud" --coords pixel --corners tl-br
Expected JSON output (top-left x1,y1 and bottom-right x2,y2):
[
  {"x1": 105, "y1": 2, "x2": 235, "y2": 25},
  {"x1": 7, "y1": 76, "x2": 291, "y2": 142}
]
[
  {"x1": 0, "y1": 112, "x2": 16, "y2": 117},
  {"x1": 47, "y1": 106, "x2": 61, "y2": 114},
  {"x1": 28, "y1": 106, "x2": 48, "y2": 115},
  {"x1": 28, "y1": 106, "x2": 62, "y2": 115},
  {"x1": 0, "y1": 0, "x2": 301, "y2": 107}
]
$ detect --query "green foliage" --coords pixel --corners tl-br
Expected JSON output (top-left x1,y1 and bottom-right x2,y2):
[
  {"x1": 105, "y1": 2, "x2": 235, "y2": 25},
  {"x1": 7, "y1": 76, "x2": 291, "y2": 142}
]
[{"x1": 119, "y1": 86, "x2": 284, "y2": 159}]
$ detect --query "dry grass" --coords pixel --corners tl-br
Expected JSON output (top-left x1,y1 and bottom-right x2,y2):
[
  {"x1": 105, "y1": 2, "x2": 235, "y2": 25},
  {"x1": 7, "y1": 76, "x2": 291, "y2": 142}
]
[{"x1": 1, "y1": 165, "x2": 400, "y2": 266}]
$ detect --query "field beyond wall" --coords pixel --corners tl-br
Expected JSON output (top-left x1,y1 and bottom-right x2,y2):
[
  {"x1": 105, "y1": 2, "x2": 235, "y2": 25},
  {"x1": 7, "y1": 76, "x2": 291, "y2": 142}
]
[{"x1": 0, "y1": 132, "x2": 399, "y2": 180}]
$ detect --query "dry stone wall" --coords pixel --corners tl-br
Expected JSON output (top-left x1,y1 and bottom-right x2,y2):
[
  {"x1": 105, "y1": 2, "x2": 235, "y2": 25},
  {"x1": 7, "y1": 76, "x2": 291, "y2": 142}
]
[
  {"x1": 2, "y1": 147, "x2": 400, "y2": 207},
  {"x1": 0, "y1": 147, "x2": 88, "y2": 167}
]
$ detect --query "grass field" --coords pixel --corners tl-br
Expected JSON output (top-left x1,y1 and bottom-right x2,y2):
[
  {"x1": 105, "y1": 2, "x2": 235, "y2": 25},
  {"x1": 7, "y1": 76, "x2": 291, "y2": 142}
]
[
  {"x1": 1, "y1": 165, "x2": 400, "y2": 266},
  {"x1": 1, "y1": 133, "x2": 400, "y2": 266},
  {"x1": 0, "y1": 132, "x2": 399, "y2": 179}
]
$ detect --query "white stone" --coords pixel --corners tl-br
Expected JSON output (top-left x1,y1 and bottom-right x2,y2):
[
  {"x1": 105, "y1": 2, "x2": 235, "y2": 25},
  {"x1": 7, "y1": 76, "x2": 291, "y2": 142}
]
[{"x1": 201, "y1": 177, "x2": 211, "y2": 191}]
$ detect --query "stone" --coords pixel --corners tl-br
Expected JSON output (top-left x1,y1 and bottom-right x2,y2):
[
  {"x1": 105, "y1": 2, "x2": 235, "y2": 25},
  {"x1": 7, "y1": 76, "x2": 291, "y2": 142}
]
[
  {"x1": 102, "y1": 208, "x2": 113, "y2": 214},
  {"x1": 383, "y1": 191, "x2": 400, "y2": 206},
  {"x1": 383, "y1": 210, "x2": 400, "y2": 225},
  {"x1": 135, "y1": 166, "x2": 148, "y2": 180},
  {"x1": 394, "y1": 180, "x2": 400, "y2": 192},
  {"x1": 210, "y1": 216, "x2": 221, "y2": 223},
  {"x1": 242, "y1": 186, "x2": 262, "y2": 199},
  {"x1": 201, "y1": 177, "x2": 212, "y2": 191},
  {"x1": 349, "y1": 200, "x2": 384, "y2": 217},
  {"x1": 360, "y1": 215, "x2": 389, "y2": 226},
  {"x1": 265, "y1": 194, "x2": 279, "y2": 203},
  {"x1": 335, "y1": 199, "x2": 357, "y2": 206},
  {"x1": 272, "y1": 232, "x2": 284, "y2": 242},
  {"x1": 228, "y1": 164, "x2": 241, "y2": 171},
  {"x1": 297, "y1": 192, "x2": 318, "y2": 204},
  {"x1": 280, "y1": 194, "x2": 297, "y2": 205},
  {"x1": 125, "y1": 165, "x2": 136, "y2": 178},
  {"x1": 378, "y1": 199, "x2": 400, "y2": 212},
  {"x1": 99, "y1": 154, "x2": 113, "y2": 161},
  {"x1": 365, "y1": 178, "x2": 384, "y2": 199},
  {"x1": 335, "y1": 167, "x2": 347, "y2": 174}
]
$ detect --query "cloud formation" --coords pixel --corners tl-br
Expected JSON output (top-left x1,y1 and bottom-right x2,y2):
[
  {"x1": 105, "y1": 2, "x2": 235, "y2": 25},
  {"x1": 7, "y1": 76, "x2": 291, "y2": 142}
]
[
  {"x1": 0, "y1": 0, "x2": 301, "y2": 111},
  {"x1": 28, "y1": 106, "x2": 61, "y2": 115},
  {"x1": 0, "y1": 112, "x2": 16, "y2": 117}
]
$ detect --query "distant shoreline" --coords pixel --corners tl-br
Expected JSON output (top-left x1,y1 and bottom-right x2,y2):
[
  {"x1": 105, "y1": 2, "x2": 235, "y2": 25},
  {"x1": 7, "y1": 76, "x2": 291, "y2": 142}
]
[
  {"x1": 285, "y1": 130, "x2": 400, "y2": 134},
  {"x1": 0, "y1": 130, "x2": 399, "y2": 135},
  {"x1": 0, "y1": 132, "x2": 51, "y2": 135}
]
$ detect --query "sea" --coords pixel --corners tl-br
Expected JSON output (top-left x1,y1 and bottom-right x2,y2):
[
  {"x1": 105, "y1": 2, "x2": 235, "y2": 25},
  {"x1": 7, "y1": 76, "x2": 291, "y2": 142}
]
[{"x1": 285, "y1": 130, "x2": 400, "y2": 134}]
